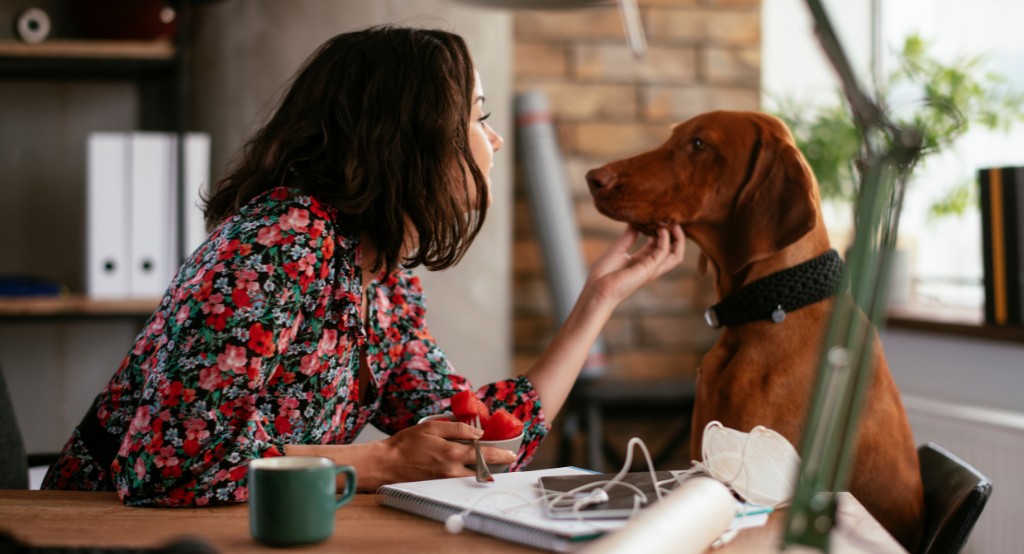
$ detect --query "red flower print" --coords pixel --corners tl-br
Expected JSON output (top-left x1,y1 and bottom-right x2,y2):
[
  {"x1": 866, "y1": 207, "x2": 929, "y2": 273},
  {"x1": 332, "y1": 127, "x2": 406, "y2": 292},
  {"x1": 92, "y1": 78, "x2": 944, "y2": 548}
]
[
  {"x1": 298, "y1": 353, "x2": 321, "y2": 376},
  {"x1": 247, "y1": 323, "x2": 276, "y2": 357},
  {"x1": 164, "y1": 381, "x2": 184, "y2": 407},
  {"x1": 217, "y1": 345, "x2": 248, "y2": 374},
  {"x1": 175, "y1": 304, "x2": 191, "y2": 325},
  {"x1": 278, "y1": 207, "x2": 310, "y2": 232},
  {"x1": 134, "y1": 456, "x2": 147, "y2": 480},
  {"x1": 202, "y1": 295, "x2": 234, "y2": 331},
  {"x1": 151, "y1": 444, "x2": 176, "y2": 466},
  {"x1": 256, "y1": 224, "x2": 283, "y2": 246},
  {"x1": 147, "y1": 312, "x2": 165, "y2": 336},
  {"x1": 404, "y1": 356, "x2": 432, "y2": 372},
  {"x1": 282, "y1": 261, "x2": 300, "y2": 280},
  {"x1": 231, "y1": 287, "x2": 252, "y2": 309},
  {"x1": 247, "y1": 358, "x2": 264, "y2": 385},
  {"x1": 185, "y1": 418, "x2": 210, "y2": 440},
  {"x1": 406, "y1": 340, "x2": 428, "y2": 357},
  {"x1": 309, "y1": 219, "x2": 325, "y2": 239},
  {"x1": 127, "y1": 408, "x2": 152, "y2": 437},
  {"x1": 318, "y1": 329, "x2": 338, "y2": 356},
  {"x1": 218, "y1": 239, "x2": 243, "y2": 261},
  {"x1": 228, "y1": 466, "x2": 247, "y2": 482},
  {"x1": 198, "y1": 366, "x2": 223, "y2": 391},
  {"x1": 274, "y1": 415, "x2": 292, "y2": 435}
]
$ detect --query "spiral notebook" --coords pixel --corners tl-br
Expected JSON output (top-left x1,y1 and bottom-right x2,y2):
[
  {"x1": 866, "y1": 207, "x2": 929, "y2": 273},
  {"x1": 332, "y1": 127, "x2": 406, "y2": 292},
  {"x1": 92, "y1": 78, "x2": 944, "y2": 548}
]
[{"x1": 376, "y1": 467, "x2": 770, "y2": 553}]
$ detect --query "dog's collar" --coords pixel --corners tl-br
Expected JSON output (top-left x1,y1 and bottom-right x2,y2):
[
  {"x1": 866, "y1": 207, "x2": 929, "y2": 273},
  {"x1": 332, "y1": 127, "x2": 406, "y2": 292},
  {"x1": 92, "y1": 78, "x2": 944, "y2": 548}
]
[{"x1": 704, "y1": 249, "x2": 845, "y2": 328}]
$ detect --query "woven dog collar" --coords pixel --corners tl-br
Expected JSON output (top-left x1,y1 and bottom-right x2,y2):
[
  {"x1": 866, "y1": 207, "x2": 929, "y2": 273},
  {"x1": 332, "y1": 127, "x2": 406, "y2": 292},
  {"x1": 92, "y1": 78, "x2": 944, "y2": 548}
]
[{"x1": 704, "y1": 249, "x2": 845, "y2": 328}]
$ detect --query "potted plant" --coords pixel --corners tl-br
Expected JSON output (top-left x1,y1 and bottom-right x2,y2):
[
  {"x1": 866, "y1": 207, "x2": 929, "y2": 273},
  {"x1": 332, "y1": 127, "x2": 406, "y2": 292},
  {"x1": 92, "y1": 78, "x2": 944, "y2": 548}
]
[{"x1": 773, "y1": 34, "x2": 1024, "y2": 304}]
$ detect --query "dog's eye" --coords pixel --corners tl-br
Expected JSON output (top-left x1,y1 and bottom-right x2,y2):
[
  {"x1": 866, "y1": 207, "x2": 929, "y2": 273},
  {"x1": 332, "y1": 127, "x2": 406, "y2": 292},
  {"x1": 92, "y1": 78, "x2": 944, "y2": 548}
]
[{"x1": 692, "y1": 137, "x2": 705, "y2": 151}]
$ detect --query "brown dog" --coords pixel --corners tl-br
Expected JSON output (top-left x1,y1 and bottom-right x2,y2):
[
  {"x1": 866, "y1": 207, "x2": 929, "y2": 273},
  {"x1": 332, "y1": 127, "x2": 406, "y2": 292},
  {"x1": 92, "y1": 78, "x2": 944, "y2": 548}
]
[{"x1": 586, "y1": 111, "x2": 923, "y2": 550}]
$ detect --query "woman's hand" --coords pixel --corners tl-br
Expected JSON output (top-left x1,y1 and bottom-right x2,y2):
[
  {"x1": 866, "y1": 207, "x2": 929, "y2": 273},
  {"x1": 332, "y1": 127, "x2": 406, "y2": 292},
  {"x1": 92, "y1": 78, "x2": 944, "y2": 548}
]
[
  {"x1": 374, "y1": 420, "x2": 516, "y2": 485},
  {"x1": 585, "y1": 224, "x2": 686, "y2": 306},
  {"x1": 285, "y1": 421, "x2": 515, "y2": 491},
  {"x1": 521, "y1": 224, "x2": 686, "y2": 423}
]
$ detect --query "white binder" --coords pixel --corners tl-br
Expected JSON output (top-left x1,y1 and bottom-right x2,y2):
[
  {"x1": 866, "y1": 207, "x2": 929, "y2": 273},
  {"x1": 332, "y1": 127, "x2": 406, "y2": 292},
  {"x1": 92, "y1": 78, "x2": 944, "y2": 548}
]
[
  {"x1": 182, "y1": 133, "x2": 211, "y2": 261},
  {"x1": 85, "y1": 132, "x2": 212, "y2": 299},
  {"x1": 129, "y1": 132, "x2": 176, "y2": 298},
  {"x1": 85, "y1": 133, "x2": 131, "y2": 298}
]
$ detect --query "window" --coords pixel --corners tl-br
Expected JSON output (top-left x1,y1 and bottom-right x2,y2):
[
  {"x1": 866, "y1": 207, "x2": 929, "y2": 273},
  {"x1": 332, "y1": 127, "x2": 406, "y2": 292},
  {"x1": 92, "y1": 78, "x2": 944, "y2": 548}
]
[{"x1": 763, "y1": 0, "x2": 1024, "y2": 312}]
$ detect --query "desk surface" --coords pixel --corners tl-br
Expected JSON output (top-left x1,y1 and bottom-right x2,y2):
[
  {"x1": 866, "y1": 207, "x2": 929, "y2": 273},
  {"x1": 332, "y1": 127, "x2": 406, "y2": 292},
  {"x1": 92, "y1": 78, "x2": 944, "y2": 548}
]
[{"x1": 0, "y1": 490, "x2": 905, "y2": 553}]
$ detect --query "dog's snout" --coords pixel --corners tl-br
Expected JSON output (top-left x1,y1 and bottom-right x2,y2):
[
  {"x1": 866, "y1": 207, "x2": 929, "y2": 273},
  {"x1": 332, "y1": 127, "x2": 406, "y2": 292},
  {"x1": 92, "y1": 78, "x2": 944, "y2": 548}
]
[{"x1": 586, "y1": 167, "x2": 617, "y2": 194}]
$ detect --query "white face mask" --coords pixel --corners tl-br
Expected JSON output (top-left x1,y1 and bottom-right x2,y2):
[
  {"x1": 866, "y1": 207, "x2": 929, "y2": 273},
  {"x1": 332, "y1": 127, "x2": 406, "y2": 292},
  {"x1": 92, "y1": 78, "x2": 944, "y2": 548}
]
[{"x1": 691, "y1": 421, "x2": 801, "y2": 508}]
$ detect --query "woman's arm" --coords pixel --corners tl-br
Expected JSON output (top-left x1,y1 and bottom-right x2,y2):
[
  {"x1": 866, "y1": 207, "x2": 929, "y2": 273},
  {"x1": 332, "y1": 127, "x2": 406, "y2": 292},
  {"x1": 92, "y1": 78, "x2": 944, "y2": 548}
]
[
  {"x1": 525, "y1": 224, "x2": 686, "y2": 423},
  {"x1": 284, "y1": 420, "x2": 513, "y2": 491}
]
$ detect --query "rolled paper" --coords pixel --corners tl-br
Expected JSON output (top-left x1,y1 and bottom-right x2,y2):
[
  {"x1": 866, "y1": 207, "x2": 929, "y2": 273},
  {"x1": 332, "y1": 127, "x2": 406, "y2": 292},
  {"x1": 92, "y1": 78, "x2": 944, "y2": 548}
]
[{"x1": 581, "y1": 476, "x2": 737, "y2": 554}]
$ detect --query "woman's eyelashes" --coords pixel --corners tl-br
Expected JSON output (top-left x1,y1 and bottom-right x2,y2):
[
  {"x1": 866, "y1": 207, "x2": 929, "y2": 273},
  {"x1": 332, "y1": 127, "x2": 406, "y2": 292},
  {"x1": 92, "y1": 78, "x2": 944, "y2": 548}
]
[{"x1": 478, "y1": 112, "x2": 491, "y2": 124}]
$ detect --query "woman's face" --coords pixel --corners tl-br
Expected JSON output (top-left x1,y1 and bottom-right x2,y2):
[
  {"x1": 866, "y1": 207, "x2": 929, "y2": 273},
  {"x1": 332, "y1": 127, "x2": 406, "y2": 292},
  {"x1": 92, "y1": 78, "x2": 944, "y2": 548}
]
[{"x1": 467, "y1": 70, "x2": 504, "y2": 208}]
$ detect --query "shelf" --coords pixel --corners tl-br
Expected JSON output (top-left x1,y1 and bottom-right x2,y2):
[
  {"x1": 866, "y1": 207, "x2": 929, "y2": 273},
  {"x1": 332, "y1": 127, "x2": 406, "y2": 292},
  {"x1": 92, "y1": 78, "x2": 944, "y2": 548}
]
[
  {"x1": 0, "y1": 295, "x2": 160, "y2": 320},
  {"x1": 0, "y1": 39, "x2": 176, "y2": 77},
  {"x1": 886, "y1": 301, "x2": 1024, "y2": 344},
  {"x1": 0, "y1": 39, "x2": 174, "y2": 60}
]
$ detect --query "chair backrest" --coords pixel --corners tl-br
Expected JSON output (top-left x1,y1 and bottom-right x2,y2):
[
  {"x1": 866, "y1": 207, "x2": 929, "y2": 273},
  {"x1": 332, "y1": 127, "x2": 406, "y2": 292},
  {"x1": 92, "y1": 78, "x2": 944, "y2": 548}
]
[
  {"x1": 917, "y1": 442, "x2": 993, "y2": 554},
  {"x1": 0, "y1": 362, "x2": 29, "y2": 489}
]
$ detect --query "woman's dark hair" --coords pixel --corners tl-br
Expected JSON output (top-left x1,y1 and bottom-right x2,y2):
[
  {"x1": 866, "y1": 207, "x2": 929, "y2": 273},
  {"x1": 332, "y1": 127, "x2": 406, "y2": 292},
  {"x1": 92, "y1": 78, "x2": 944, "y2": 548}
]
[{"x1": 203, "y1": 26, "x2": 487, "y2": 274}]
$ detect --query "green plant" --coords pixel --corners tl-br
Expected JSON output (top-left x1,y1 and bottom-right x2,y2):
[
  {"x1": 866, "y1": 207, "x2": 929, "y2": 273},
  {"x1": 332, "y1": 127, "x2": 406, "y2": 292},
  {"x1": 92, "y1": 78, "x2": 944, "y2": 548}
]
[{"x1": 774, "y1": 34, "x2": 1024, "y2": 219}]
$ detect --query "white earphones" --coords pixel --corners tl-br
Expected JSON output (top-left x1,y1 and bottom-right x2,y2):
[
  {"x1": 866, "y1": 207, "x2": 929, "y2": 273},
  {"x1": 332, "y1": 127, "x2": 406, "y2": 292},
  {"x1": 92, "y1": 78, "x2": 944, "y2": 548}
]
[
  {"x1": 445, "y1": 513, "x2": 466, "y2": 534},
  {"x1": 580, "y1": 488, "x2": 610, "y2": 506},
  {"x1": 445, "y1": 490, "x2": 541, "y2": 535},
  {"x1": 445, "y1": 437, "x2": 667, "y2": 535}
]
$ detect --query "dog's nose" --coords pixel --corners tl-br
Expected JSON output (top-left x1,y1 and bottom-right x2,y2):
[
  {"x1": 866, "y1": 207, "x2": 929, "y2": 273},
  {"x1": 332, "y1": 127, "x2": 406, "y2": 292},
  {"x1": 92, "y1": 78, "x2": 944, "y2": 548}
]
[{"x1": 586, "y1": 167, "x2": 617, "y2": 193}]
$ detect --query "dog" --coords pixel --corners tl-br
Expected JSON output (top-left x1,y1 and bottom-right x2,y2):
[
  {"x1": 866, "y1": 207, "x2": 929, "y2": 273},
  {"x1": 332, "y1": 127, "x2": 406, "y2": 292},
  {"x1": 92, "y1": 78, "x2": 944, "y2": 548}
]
[{"x1": 585, "y1": 111, "x2": 923, "y2": 550}]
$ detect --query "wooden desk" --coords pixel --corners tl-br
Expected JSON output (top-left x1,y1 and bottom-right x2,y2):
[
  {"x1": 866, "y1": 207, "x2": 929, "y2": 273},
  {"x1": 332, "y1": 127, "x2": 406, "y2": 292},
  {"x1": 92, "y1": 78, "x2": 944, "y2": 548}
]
[{"x1": 0, "y1": 490, "x2": 904, "y2": 553}]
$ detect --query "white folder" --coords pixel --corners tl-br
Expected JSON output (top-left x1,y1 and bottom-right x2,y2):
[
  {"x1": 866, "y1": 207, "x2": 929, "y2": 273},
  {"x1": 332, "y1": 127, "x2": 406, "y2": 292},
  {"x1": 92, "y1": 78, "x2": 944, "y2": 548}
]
[
  {"x1": 129, "y1": 132, "x2": 176, "y2": 298},
  {"x1": 182, "y1": 133, "x2": 211, "y2": 261},
  {"x1": 85, "y1": 133, "x2": 131, "y2": 298}
]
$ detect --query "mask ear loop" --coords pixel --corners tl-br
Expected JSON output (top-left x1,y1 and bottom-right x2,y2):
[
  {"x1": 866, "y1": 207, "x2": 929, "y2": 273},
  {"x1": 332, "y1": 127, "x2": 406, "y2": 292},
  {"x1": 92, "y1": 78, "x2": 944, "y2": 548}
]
[{"x1": 692, "y1": 422, "x2": 762, "y2": 498}]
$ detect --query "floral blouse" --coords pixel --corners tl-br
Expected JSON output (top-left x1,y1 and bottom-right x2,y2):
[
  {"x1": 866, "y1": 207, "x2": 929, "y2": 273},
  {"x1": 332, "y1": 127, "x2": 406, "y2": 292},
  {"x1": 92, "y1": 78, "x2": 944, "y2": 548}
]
[{"x1": 42, "y1": 187, "x2": 547, "y2": 506}]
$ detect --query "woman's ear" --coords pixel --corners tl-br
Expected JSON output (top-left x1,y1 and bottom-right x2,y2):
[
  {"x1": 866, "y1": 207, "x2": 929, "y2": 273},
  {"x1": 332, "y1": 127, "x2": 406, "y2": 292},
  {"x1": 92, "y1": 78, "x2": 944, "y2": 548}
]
[{"x1": 726, "y1": 142, "x2": 818, "y2": 274}]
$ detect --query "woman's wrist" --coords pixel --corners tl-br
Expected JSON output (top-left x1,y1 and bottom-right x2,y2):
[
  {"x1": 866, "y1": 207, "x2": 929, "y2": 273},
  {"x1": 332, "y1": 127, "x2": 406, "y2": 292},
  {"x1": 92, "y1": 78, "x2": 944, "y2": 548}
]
[
  {"x1": 284, "y1": 441, "x2": 389, "y2": 492},
  {"x1": 577, "y1": 280, "x2": 620, "y2": 319}
]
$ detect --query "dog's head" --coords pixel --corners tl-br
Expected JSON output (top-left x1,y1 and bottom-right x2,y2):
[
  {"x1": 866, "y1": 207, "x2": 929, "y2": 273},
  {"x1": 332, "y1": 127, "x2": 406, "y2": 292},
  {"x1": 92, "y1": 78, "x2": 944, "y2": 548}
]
[{"x1": 586, "y1": 111, "x2": 820, "y2": 275}]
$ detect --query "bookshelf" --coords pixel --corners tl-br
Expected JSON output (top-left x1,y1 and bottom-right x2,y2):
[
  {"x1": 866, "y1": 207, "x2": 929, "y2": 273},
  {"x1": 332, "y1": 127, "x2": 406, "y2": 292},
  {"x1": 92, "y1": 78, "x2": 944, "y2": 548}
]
[
  {"x1": 1, "y1": 16, "x2": 190, "y2": 320},
  {"x1": 0, "y1": 295, "x2": 160, "y2": 320}
]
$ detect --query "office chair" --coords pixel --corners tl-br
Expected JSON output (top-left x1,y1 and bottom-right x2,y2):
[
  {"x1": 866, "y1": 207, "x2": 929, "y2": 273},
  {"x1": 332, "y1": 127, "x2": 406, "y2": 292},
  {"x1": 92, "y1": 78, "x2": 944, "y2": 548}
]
[
  {"x1": 917, "y1": 442, "x2": 993, "y2": 554},
  {"x1": 0, "y1": 362, "x2": 29, "y2": 489}
]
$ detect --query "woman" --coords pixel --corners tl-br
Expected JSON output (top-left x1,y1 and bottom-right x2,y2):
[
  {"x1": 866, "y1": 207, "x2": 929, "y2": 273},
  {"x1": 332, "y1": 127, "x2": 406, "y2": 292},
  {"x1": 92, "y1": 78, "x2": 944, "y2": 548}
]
[{"x1": 42, "y1": 26, "x2": 685, "y2": 506}]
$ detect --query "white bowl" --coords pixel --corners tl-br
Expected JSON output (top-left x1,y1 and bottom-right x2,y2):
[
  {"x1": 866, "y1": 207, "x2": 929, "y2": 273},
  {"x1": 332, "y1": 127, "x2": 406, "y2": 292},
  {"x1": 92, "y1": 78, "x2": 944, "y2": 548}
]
[{"x1": 418, "y1": 412, "x2": 524, "y2": 473}]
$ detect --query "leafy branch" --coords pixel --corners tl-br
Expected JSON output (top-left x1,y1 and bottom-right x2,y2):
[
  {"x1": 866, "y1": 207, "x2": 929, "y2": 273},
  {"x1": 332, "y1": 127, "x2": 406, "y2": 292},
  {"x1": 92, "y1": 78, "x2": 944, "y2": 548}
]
[{"x1": 775, "y1": 34, "x2": 1024, "y2": 218}]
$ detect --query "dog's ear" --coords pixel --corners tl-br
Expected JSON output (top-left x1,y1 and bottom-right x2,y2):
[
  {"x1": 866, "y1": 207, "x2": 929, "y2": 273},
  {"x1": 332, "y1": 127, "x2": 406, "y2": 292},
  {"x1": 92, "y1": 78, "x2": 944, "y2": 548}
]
[{"x1": 727, "y1": 141, "x2": 817, "y2": 274}]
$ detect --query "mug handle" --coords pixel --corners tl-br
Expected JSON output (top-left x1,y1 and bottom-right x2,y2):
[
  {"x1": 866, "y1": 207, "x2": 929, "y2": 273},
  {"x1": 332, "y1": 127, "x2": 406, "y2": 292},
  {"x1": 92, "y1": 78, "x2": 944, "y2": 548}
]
[{"x1": 334, "y1": 465, "x2": 357, "y2": 510}]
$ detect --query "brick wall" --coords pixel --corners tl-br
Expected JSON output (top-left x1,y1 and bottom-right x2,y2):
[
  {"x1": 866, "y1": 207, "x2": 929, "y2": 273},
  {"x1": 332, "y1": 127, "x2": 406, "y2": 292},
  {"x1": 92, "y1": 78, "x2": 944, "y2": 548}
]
[{"x1": 510, "y1": 0, "x2": 762, "y2": 387}]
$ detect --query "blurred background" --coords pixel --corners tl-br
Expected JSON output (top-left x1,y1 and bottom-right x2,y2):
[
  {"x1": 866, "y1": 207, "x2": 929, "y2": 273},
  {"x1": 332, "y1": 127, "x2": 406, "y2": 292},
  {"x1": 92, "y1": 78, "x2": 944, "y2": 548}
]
[{"x1": 1, "y1": 1, "x2": 1022, "y2": 551}]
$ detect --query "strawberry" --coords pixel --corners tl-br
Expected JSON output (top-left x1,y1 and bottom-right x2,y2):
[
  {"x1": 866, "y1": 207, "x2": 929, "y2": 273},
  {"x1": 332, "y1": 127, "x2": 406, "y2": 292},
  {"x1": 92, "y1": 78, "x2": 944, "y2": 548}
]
[
  {"x1": 449, "y1": 390, "x2": 490, "y2": 427},
  {"x1": 481, "y1": 408, "x2": 524, "y2": 441}
]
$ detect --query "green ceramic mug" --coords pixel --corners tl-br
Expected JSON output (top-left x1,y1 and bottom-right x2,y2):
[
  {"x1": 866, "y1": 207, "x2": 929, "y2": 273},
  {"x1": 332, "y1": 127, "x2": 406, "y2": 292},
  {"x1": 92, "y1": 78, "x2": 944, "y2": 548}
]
[{"x1": 247, "y1": 456, "x2": 357, "y2": 546}]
